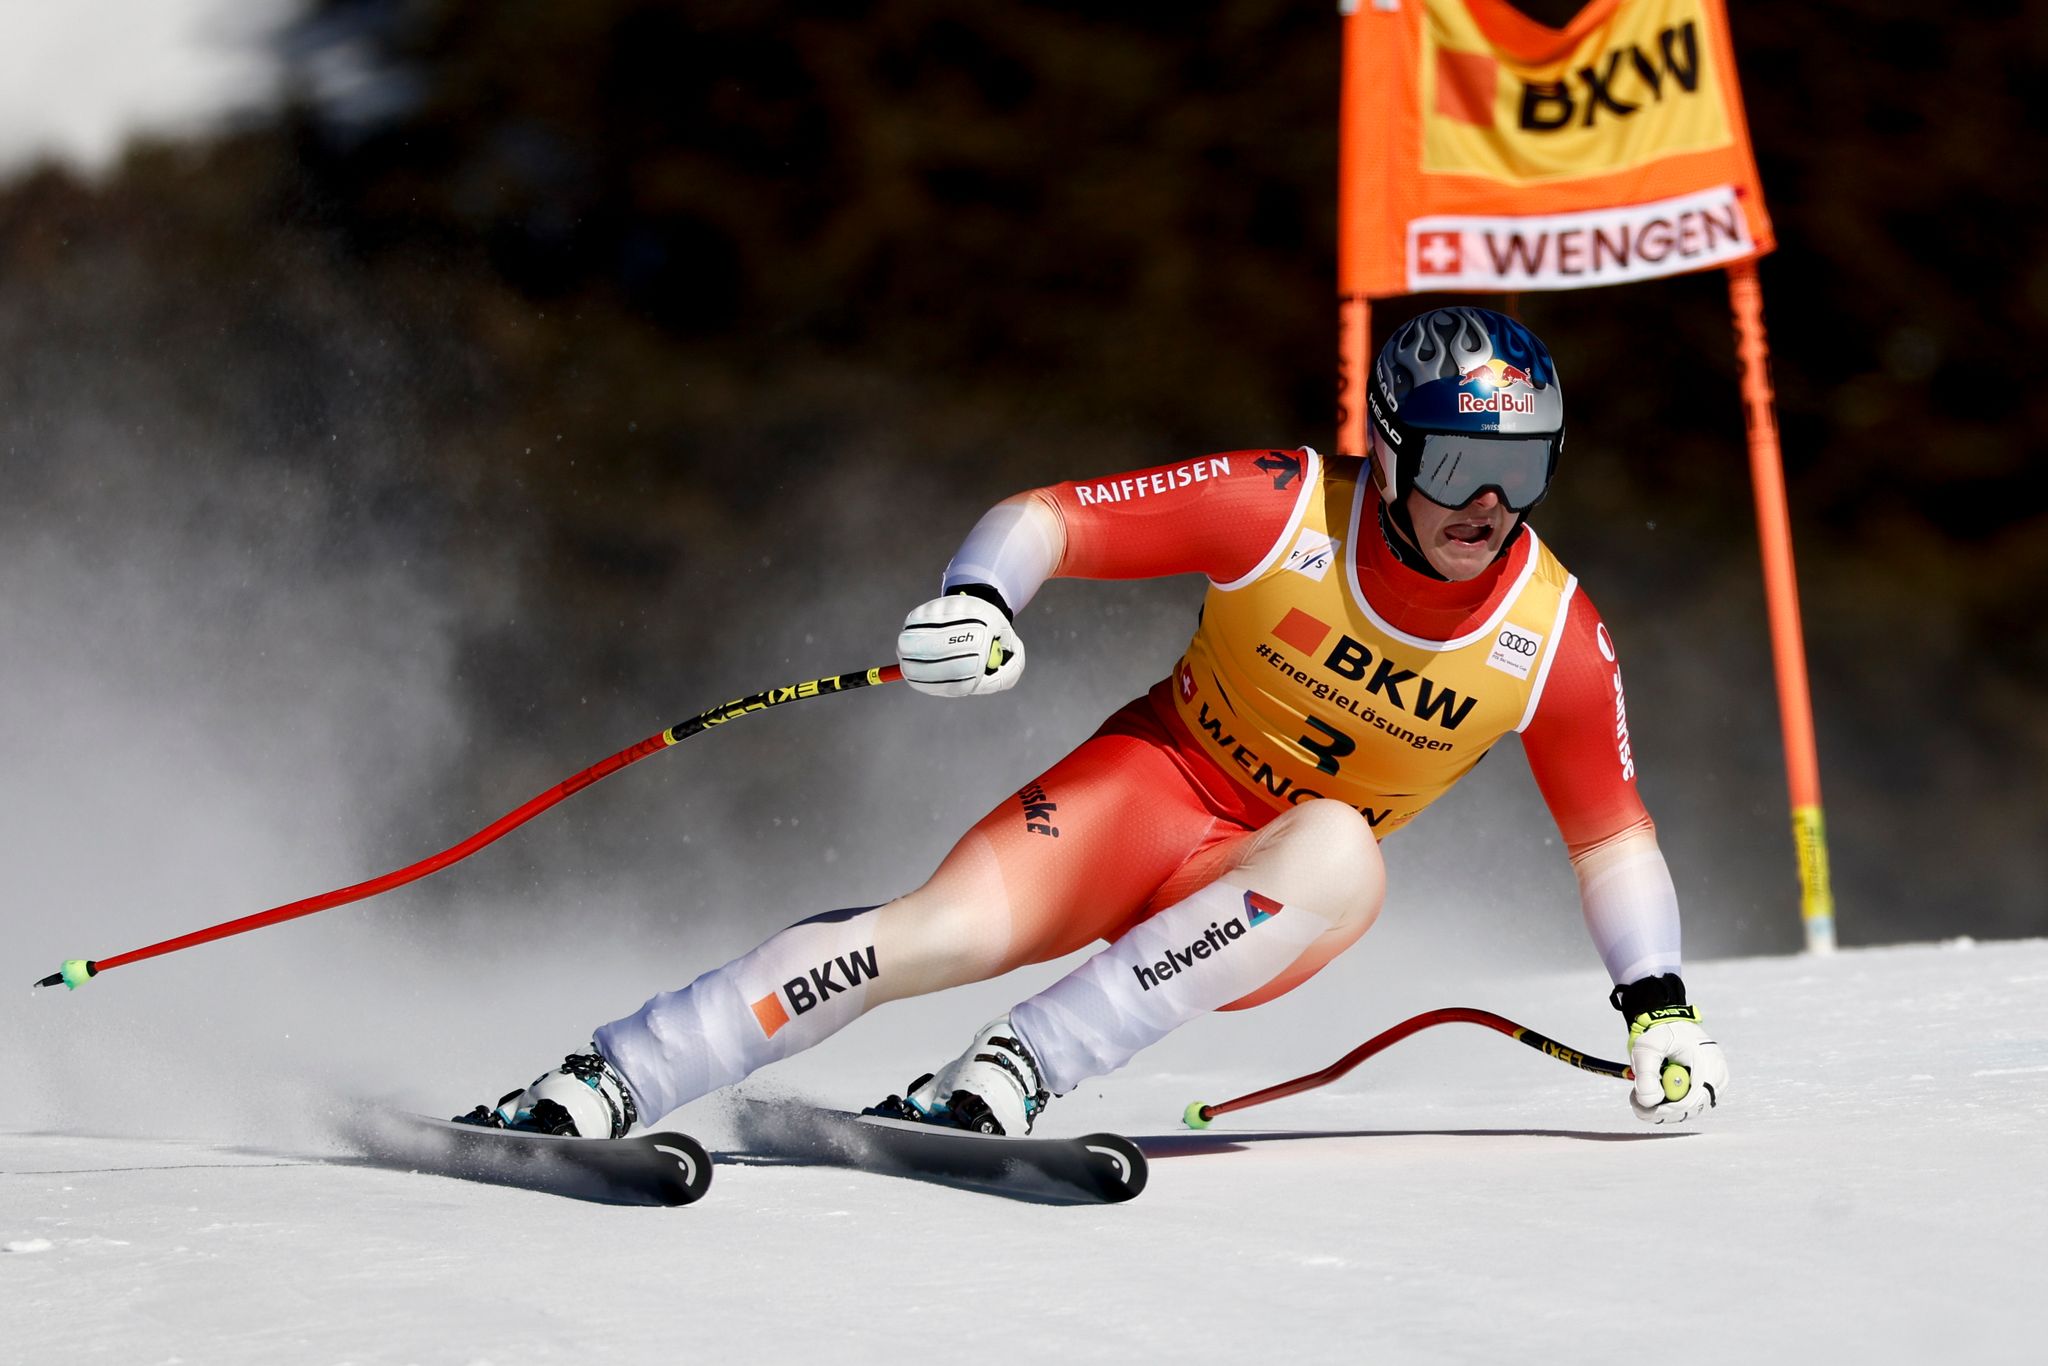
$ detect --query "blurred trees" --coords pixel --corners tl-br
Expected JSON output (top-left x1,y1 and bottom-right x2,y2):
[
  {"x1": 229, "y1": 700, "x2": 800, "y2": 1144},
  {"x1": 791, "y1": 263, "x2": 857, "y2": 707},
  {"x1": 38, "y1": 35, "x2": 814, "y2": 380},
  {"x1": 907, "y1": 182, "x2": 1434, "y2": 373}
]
[{"x1": 1, "y1": 0, "x2": 2040, "y2": 944}]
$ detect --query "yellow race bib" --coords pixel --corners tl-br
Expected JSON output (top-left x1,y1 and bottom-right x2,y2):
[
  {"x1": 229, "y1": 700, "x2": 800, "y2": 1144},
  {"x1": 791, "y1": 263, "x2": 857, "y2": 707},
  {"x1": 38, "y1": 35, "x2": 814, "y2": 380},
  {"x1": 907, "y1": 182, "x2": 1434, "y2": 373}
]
[{"x1": 1169, "y1": 454, "x2": 1577, "y2": 835}]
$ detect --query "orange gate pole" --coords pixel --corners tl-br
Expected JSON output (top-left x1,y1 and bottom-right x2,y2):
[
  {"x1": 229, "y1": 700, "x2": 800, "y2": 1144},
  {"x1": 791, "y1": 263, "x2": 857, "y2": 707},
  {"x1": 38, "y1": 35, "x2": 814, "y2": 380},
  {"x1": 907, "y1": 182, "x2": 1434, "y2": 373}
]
[
  {"x1": 1727, "y1": 259, "x2": 1837, "y2": 952},
  {"x1": 1335, "y1": 2, "x2": 1371, "y2": 459},
  {"x1": 1338, "y1": 294, "x2": 1372, "y2": 458}
]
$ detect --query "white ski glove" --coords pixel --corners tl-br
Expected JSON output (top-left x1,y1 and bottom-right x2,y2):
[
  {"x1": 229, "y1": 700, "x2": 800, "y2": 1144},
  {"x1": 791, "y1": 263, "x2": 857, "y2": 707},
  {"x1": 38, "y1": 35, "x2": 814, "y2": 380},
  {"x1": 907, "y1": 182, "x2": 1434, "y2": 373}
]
[
  {"x1": 897, "y1": 591, "x2": 1025, "y2": 698},
  {"x1": 1612, "y1": 975, "x2": 1728, "y2": 1125}
]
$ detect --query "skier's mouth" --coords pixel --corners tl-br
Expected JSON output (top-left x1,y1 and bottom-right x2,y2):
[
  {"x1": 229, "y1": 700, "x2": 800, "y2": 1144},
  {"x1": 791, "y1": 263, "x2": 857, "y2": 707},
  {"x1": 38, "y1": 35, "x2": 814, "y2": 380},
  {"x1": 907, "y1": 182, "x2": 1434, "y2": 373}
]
[{"x1": 1445, "y1": 522, "x2": 1493, "y2": 546}]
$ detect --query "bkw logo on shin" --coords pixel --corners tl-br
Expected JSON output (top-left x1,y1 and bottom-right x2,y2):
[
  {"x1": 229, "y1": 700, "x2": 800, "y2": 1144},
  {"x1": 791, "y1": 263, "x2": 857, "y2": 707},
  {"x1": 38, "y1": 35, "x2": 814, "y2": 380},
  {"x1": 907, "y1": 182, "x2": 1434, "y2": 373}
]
[
  {"x1": 1132, "y1": 892, "x2": 1284, "y2": 992},
  {"x1": 750, "y1": 946, "x2": 880, "y2": 1037}
]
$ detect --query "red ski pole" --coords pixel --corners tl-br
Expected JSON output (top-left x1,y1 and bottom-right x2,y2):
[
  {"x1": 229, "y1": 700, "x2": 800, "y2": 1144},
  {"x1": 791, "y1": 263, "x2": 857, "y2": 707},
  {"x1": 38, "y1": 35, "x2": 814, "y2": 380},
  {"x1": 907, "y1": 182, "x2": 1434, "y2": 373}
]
[
  {"x1": 34, "y1": 663, "x2": 902, "y2": 992},
  {"x1": 1181, "y1": 1006, "x2": 1663, "y2": 1129}
]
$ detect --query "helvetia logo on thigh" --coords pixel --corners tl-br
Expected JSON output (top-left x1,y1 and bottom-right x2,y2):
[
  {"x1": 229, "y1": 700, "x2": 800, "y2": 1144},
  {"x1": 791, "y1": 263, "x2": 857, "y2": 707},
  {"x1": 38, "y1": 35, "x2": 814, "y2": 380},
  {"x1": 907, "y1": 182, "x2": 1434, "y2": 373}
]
[{"x1": 1133, "y1": 892, "x2": 1283, "y2": 992}]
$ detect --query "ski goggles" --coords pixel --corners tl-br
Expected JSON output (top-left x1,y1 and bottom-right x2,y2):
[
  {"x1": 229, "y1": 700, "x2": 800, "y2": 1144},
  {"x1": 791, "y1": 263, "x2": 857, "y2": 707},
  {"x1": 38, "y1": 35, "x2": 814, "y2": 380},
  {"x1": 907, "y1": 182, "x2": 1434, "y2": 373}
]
[{"x1": 1407, "y1": 432, "x2": 1558, "y2": 513}]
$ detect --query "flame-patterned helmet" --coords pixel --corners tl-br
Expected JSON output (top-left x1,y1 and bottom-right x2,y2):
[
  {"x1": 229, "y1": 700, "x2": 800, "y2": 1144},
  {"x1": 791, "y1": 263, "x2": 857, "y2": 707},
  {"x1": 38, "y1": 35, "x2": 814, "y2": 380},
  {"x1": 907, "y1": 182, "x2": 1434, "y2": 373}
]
[{"x1": 1367, "y1": 307, "x2": 1564, "y2": 513}]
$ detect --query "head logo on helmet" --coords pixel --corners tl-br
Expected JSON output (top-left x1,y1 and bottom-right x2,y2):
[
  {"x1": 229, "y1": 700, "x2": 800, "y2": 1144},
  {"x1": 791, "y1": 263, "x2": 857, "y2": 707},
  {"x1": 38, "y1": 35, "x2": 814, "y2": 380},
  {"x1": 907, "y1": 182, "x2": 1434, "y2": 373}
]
[{"x1": 1368, "y1": 306, "x2": 1564, "y2": 515}]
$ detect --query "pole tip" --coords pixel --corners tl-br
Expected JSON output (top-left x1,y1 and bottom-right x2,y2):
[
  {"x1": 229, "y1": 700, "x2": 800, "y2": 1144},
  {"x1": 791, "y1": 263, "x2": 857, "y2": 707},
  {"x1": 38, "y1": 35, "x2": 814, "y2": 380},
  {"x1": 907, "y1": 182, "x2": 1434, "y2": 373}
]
[
  {"x1": 1182, "y1": 1100, "x2": 1213, "y2": 1130},
  {"x1": 33, "y1": 959, "x2": 97, "y2": 992}
]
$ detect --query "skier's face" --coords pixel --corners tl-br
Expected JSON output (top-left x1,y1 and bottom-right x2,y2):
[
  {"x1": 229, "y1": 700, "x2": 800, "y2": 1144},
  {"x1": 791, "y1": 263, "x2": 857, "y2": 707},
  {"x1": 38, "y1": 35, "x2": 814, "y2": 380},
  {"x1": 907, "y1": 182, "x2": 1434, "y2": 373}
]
[{"x1": 1404, "y1": 487, "x2": 1518, "y2": 581}]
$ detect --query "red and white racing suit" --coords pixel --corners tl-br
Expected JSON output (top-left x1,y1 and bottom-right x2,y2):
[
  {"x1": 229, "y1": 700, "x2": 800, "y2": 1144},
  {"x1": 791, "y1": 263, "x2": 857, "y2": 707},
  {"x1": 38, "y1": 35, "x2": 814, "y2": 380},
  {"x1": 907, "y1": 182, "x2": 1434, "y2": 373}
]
[{"x1": 596, "y1": 450, "x2": 1682, "y2": 1118}]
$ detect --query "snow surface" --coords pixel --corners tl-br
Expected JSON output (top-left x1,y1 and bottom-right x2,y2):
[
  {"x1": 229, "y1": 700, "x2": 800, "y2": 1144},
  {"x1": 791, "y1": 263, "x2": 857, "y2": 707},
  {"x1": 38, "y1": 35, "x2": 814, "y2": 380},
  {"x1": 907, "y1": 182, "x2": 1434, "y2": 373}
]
[{"x1": 6, "y1": 937, "x2": 2044, "y2": 1365}]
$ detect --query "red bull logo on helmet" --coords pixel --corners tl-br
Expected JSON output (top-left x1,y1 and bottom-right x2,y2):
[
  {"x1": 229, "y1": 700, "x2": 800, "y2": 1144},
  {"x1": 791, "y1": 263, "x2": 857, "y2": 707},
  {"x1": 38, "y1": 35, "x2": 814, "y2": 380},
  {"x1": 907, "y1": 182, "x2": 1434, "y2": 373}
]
[{"x1": 1457, "y1": 358, "x2": 1538, "y2": 415}]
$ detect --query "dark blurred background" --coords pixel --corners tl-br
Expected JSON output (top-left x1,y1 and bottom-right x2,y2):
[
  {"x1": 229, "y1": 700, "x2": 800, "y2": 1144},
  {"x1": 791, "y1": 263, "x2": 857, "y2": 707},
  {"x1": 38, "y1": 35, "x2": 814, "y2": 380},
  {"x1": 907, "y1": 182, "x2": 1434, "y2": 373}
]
[{"x1": 1, "y1": 0, "x2": 2039, "y2": 961}]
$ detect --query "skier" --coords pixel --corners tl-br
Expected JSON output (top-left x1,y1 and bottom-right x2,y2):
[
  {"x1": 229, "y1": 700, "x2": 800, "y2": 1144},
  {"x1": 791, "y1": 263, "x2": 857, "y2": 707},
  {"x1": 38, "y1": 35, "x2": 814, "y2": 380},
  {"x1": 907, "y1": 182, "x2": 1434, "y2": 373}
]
[{"x1": 464, "y1": 306, "x2": 1729, "y2": 1140}]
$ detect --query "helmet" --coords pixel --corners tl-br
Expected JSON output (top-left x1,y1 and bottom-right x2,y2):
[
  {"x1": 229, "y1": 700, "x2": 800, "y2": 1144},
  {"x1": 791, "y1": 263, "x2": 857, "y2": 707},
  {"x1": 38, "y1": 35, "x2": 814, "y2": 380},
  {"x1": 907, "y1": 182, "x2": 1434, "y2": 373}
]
[{"x1": 1366, "y1": 306, "x2": 1564, "y2": 513}]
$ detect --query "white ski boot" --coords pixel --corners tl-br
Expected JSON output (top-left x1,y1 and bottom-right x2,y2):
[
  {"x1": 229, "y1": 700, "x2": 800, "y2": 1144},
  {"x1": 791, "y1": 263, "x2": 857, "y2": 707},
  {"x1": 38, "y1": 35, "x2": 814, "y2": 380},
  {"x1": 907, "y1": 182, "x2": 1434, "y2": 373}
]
[
  {"x1": 456, "y1": 1043, "x2": 639, "y2": 1138},
  {"x1": 868, "y1": 1017, "x2": 1050, "y2": 1136}
]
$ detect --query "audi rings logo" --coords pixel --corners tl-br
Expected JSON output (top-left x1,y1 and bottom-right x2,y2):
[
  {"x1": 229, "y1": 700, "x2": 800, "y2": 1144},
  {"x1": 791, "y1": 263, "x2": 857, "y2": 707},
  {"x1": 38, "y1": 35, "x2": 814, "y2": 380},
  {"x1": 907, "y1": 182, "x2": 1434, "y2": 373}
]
[{"x1": 1485, "y1": 623, "x2": 1545, "y2": 681}]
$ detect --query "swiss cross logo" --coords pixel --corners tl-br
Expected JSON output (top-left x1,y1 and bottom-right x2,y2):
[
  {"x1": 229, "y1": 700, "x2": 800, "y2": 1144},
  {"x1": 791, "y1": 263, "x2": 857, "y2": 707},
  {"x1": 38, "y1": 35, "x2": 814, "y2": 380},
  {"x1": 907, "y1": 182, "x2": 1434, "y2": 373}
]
[
  {"x1": 1416, "y1": 231, "x2": 1463, "y2": 276},
  {"x1": 1178, "y1": 661, "x2": 1196, "y2": 702}
]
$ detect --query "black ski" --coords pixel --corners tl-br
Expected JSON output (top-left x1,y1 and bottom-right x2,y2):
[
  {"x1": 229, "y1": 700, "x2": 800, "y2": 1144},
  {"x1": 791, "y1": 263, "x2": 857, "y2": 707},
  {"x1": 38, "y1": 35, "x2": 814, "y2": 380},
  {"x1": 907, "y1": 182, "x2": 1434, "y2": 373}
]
[
  {"x1": 343, "y1": 1113, "x2": 712, "y2": 1206},
  {"x1": 732, "y1": 1100, "x2": 1147, "y2": 1204}
]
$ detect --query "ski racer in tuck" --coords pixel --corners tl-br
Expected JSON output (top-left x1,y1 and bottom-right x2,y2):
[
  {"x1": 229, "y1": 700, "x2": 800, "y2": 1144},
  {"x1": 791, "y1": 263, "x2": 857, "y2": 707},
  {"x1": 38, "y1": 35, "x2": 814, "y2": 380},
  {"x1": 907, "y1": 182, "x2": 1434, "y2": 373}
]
[{"x1": 464, "y1": 307, "x2": 1730, "y2": 1140}]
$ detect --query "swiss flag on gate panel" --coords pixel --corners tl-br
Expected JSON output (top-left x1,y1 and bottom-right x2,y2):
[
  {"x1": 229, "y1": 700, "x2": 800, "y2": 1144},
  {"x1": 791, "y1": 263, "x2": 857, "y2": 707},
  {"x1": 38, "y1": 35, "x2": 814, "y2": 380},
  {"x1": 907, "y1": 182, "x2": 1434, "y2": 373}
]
[{"x1": 1415, "y1": 231, "x2": 1463, "y2": 276}]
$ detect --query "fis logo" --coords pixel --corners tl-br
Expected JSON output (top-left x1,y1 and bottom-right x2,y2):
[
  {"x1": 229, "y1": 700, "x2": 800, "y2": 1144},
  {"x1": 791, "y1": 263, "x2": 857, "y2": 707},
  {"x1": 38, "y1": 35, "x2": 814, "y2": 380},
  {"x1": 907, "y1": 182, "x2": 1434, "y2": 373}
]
[
  {"x1": 1457, "y1": 358, "x2": 1538, "y2": 415},
  {"x1": 750, "y1": 946, "x2": 880, "y2": 1037},
  {"x1": 1285, "y1": 531, "x2": 1340, "y2": 583}
]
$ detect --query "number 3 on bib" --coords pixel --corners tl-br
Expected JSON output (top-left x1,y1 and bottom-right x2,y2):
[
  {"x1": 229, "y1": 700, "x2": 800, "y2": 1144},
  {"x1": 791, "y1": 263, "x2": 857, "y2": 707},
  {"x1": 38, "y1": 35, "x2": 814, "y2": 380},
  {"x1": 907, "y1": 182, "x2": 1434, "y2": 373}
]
[{"x1": 1297, "y1": 716, "x2": 1357, "y2": 776}]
